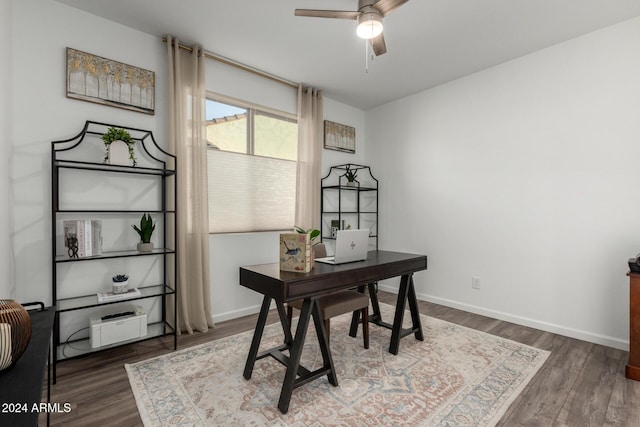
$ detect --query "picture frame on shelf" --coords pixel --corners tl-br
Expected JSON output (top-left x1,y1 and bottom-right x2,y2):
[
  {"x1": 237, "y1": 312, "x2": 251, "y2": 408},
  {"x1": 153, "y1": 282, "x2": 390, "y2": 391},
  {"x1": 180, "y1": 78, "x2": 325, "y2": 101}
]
[{"x1": 330, "y1": 219, "x2": 345, "y2": 238}]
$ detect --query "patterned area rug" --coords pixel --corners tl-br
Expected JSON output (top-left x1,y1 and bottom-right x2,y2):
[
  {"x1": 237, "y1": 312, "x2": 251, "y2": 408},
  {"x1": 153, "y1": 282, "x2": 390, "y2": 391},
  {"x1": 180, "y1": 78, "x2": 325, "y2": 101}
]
[{"x1": 126, "y1": 303, "x2": 549, "y2": 426}]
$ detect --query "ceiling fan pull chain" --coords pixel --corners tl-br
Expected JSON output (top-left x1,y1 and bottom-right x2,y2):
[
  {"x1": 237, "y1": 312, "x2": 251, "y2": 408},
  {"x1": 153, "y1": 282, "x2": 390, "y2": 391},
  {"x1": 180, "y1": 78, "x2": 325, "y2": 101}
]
[{"x1": 365, "y1": 39, "x2": 369, "y2": 74}]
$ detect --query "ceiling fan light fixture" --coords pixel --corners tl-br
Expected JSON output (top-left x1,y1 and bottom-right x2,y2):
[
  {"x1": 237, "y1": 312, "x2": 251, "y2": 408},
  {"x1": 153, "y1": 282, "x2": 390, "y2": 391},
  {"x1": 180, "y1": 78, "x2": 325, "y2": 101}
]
[{"x1": 356, "y1": 12, "x2": 383, "y2": 39}]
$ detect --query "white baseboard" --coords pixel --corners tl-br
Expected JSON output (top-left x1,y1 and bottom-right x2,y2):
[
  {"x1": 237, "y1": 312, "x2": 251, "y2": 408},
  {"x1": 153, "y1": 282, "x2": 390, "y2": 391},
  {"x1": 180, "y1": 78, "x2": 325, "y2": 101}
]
[
  {"x1": 377, "y1": 284, "x2": 629, "y2": 351},
  {"x1": 213, "y1": 301, "x2": 277, "y2": 324},
  {"x1": 213, "y1": 304, "x2": 261, "y2": 324}
]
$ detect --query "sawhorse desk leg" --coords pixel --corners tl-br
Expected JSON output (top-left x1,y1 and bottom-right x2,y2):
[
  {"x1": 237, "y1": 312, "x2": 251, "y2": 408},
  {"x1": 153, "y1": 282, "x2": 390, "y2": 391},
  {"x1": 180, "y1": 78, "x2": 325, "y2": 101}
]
[
  {"x1": 243, "y1": 295, "x2": 272, "y2": 380},
  {"x1": 353, "y1": 274, "x2": 424, "y2": 355},
  {"x1": 243, "y1": 295, "x2": 338, "y2": 414}
]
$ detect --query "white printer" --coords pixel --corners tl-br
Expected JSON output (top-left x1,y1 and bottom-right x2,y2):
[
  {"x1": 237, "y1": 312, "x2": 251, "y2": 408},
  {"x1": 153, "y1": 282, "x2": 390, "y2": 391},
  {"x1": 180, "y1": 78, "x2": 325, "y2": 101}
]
[{"x1": 89, "y1": 306, "x2": 147, "y2": 348}]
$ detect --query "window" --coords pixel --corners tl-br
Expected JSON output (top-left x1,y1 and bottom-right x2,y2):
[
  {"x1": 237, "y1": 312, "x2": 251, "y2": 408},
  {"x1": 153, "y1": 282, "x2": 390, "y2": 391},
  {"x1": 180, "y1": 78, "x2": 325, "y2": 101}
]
[{"x1": 206, "y1": 95, "x2": 298, "y2": 233}]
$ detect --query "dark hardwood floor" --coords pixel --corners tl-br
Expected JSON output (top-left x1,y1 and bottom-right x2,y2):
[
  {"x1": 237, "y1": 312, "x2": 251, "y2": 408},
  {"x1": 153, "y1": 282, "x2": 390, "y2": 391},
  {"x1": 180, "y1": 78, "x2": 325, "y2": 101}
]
[{"x1": 44, "y1": 291, "x2": 640, "y2": 426}]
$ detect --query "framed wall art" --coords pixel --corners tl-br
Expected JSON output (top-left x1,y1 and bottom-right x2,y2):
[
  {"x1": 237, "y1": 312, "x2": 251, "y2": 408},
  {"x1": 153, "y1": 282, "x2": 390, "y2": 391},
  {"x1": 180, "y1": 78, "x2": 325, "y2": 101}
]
[
  {"x1": 66, "y1": 47, "x2": 155, "y2": 115},
  {"x1": 324, "y1": 120, "x2": 355, "y2": 154}
]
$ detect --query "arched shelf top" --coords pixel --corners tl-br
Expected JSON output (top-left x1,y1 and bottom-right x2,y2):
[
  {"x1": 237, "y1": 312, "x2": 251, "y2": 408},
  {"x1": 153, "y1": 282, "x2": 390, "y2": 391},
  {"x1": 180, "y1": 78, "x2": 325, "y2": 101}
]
[{"x1": 52, "y1": 121, "x2": 176, "y2": 174}]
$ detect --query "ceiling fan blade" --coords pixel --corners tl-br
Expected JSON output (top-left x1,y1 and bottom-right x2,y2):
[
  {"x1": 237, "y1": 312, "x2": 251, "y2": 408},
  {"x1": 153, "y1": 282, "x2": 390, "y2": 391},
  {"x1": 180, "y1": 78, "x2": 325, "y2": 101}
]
[
  {"x1": 370, "y1": 32, "x2": 387, "y2": 56},
  {"x1": 294, "y1": 9, "x2": 360, "y2": 20},
  {"x1": 372, "y1": 0, "x2": 409, "y2": 16}
]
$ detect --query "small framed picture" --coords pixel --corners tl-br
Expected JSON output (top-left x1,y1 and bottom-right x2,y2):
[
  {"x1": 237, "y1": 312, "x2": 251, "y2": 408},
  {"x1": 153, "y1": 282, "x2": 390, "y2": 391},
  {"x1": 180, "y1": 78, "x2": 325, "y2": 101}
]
[{"x1": 324, "y1": 120, "x2": 355, "y2": 154}]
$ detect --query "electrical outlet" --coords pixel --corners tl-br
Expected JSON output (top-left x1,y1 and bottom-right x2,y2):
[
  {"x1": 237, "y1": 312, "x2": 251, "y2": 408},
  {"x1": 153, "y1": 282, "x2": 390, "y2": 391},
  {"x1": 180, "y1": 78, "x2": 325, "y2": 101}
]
[{"x1": 472, "y1": 277, "x2": 480, "y2": 290}]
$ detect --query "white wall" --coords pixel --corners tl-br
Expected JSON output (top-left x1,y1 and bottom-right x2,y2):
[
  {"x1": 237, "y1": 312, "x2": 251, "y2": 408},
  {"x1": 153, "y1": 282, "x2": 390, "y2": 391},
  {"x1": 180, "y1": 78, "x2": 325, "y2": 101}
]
[
  {"x1": 11, "y1": 0, "x2": 167, "y2": 305},
  {"x1": 0, "y1": 0, "x2": 13, "y2": 299},
  {"x1": 366, "y1": 17, "x2": 640, "y2": 350},
  {"x1": 6, "y1": 1, "x2": 366, "y2": 321}
]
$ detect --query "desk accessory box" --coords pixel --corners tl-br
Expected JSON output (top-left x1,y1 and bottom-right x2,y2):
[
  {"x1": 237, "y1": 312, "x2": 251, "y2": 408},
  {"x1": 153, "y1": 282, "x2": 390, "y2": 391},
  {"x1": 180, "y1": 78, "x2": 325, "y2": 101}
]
[{"x1": 280, "y1": 233, "x2": 312, "y2": 273}]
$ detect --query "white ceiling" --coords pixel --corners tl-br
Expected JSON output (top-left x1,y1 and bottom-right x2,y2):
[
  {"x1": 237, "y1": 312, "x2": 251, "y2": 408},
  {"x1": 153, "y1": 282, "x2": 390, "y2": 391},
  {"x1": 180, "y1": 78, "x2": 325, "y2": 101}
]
[{"x1": 55, "y1": 0, "x2": 640, "y2": 110}]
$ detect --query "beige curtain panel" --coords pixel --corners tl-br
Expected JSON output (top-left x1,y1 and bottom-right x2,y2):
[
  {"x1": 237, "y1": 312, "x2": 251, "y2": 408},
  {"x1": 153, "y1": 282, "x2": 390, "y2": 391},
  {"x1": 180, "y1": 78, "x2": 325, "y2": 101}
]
[
  {"x1": 166, "y1": 35, "x2": 214, "y2": 334},
  {"x1": 296, "y1": 86, "x2": 323, "y2": 231}
]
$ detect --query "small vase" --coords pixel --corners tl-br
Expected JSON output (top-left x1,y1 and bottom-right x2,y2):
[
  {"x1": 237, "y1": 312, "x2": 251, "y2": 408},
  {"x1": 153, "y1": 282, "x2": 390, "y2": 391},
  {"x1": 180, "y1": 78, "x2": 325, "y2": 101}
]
[
  {"x1": 0, "y1": 300, "x2": 32, "y2": 373},
  {"x1": 346, "y1": 181, "x2": 357, "y2": 187},
  {"x1": 108, "y1": 140, "x2": 132, "y2": 166},
  {"x1": 112, "y1": 280, "x2": 129, "y2": 294},
  {"x1": 137, "y1": 242, "x2": 153, "y2": 252}
]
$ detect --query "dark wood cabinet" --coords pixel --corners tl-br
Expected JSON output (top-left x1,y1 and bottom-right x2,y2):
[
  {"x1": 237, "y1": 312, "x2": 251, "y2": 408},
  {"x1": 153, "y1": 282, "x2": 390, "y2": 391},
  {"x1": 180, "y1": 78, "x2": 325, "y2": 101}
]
[{"x1": 627, "y1": 273, "x2": 640, "y2": 381}]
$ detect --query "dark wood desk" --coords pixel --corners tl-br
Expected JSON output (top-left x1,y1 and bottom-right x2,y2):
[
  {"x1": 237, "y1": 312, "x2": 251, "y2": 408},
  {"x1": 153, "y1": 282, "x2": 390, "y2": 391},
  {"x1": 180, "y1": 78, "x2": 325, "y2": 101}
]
[
  {"x1": 240, "y1": 250, "x2": 427, "y2": 413},
  {"x1": 0, "y1": 306, "x2": 55, "y2": 427}
]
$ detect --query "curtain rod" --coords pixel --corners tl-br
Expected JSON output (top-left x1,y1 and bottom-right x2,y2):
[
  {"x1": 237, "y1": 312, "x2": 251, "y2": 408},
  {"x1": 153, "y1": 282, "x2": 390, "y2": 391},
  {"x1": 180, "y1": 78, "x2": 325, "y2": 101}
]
[{"x1": 162, "y1": 37, "x2": 299, "y2": 90}]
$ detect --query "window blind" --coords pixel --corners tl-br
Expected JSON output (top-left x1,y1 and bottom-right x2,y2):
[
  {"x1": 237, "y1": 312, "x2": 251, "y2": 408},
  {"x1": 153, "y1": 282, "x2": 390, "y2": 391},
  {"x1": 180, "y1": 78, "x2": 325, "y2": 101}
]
[{"x1": 207, "y1": 149, "x2": 296, "y2": 233}]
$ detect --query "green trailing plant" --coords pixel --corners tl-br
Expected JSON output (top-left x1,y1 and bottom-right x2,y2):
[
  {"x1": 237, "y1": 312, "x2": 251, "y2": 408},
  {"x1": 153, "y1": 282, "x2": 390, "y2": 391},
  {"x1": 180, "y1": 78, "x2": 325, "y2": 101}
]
[
  {"x1": 294, "y1": 226, "x2": 320, "y2": 245},
  {"x1": 112, "y1": 274, "x2": 129, "y2": 282},
  {"x1": 102, "y1": 127, "x2": 137, "y2": 166},
  {"x1": 132, "y1": 213, "x2": 155, "y2": 243}
]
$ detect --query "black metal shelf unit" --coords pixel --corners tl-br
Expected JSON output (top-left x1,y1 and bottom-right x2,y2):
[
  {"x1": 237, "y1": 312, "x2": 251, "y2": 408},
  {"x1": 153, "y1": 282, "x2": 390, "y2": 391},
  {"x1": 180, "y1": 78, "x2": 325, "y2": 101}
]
[
  {"x1": 320, "y1": 164, "x2": 378, "y2": 249},
  {"x1": 51, "y1": 121, "x2": 177, "y2": 382}
]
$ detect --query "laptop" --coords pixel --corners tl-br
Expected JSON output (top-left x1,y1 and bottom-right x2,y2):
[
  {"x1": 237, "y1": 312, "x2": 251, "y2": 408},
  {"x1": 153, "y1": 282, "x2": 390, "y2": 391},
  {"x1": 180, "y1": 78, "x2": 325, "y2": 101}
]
[{"x1": 315, "y1": 229, "x2": 370, "y2": 265}]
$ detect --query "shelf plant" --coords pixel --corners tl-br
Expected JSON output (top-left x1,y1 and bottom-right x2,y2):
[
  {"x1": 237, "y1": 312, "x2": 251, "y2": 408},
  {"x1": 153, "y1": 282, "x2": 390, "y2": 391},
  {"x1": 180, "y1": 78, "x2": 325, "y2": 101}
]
[
  {"x1": 102, "y1": 127, "x2": 137, "y2": 166},
  {"x1": 344, "y1": 168, "x2": 358, "y2": 186},
  {"x1": 112, "y1": 274, "x2": 129, "y2": 282},
  {"x1": 132, "y1": 213, "x2": 155, "y2": 252},
  {"x1": 111, "y1": 274, "x2": 129, "y2": 294}
]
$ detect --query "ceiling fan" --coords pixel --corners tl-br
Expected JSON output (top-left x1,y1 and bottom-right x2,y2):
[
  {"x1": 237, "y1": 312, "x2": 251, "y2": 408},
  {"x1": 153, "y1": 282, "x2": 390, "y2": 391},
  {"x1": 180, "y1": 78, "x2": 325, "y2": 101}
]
[{"x1": 294, "y1": 0, "x2": 410, "y2": 56}]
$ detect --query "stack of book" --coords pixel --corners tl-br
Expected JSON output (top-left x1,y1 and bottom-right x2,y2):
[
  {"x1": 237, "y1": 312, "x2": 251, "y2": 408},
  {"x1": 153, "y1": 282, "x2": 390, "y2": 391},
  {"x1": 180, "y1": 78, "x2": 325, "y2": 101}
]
[
  {"x1": 63, "y1": 220, "x2": 103, "y2": 258},
  {"x1": 97, "y1": 288, "x2": 141, "y2": 303}
]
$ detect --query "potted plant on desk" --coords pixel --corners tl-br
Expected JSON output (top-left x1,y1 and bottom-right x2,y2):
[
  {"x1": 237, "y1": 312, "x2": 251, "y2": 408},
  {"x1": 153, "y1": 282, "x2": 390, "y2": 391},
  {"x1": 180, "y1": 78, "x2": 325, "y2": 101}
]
[{"x1": 294, "y1": 226, "x2": 325, "y2": 265}]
